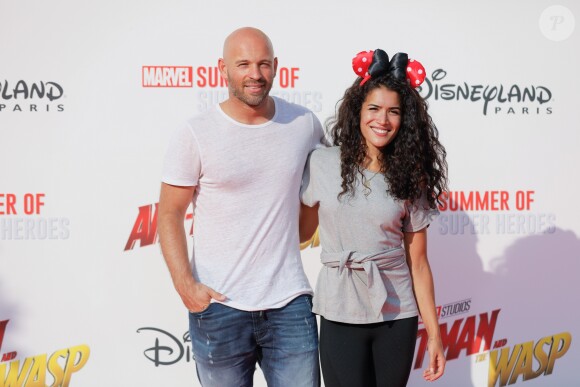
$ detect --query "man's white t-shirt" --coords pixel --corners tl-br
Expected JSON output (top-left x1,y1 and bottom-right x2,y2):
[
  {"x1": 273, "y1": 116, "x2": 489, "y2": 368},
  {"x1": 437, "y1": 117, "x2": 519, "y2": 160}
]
[{"x1": 162, "y1": 97, "x2": 324, "y2": 310}]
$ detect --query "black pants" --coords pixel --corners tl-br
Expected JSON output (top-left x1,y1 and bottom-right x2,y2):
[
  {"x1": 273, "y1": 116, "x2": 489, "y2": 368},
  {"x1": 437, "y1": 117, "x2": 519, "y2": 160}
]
[{"x1": 319, "y1": 316, "x2": 418, "y2": 387}]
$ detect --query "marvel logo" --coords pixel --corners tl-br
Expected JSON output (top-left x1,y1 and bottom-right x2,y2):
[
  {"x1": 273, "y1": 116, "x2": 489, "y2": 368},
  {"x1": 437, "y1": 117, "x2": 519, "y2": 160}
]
[{"x1": 142, "y1": 66, "x2": 193, "y2": 87}]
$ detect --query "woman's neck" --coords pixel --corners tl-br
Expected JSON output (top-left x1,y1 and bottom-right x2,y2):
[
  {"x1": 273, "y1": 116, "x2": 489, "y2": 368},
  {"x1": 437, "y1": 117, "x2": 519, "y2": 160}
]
[{"x1": 363, "y1": 153, "x2": 382, "y2": 172}]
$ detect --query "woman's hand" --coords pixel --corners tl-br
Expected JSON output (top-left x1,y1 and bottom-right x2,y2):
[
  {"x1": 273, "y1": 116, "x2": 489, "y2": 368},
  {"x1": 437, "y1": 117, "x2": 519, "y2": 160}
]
[{"x1": 423, "y1": 337, "x2": 446, "y2": 381}]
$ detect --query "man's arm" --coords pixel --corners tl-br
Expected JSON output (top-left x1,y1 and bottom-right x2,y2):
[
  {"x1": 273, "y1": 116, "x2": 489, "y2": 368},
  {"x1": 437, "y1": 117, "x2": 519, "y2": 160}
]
[{"x1": 158, "y1": 182, "x2": 225, "y2": 312}]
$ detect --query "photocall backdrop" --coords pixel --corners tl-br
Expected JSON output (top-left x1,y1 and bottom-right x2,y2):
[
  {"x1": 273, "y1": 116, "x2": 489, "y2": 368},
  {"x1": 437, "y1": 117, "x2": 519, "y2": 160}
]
[{"x1": 1, "y1": 1, "x2": 578, "y2": 386}]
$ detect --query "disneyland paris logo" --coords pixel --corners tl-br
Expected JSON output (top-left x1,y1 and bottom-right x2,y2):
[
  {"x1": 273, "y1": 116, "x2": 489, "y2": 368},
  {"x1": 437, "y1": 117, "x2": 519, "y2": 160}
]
[
  {"x1": 0, "y1": 79, "x2": 65, "y2": 112},
  {"x1": 418, "y1": 69, "x2": 552, "y2": 116}
]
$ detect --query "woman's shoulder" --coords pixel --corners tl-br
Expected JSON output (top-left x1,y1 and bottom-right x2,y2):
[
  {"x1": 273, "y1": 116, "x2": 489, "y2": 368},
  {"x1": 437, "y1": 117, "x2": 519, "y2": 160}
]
[
  {"x1": 307, "y1": 147, "x2": 340, "y2": 178},
  {"x1": 311, "y1": 146, "x2": 340, "y2": 163}
]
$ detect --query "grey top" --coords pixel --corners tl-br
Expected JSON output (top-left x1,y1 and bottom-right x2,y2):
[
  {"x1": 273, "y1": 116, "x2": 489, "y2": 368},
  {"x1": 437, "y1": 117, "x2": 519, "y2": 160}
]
[{"x1": 301, "y1": 146, "x2": 438, "y2": 324}]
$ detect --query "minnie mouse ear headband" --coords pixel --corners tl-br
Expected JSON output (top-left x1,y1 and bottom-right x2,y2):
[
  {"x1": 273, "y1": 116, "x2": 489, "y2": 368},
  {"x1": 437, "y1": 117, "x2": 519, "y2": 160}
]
[{"x1": 352, "y1": 49, "x2": 426, "y2": 87}]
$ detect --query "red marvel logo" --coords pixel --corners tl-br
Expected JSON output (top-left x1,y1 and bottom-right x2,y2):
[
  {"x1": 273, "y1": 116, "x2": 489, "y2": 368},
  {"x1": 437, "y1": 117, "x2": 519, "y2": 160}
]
[{"x1": 142, "y1": 66, "x2": 193, "y2": 87}]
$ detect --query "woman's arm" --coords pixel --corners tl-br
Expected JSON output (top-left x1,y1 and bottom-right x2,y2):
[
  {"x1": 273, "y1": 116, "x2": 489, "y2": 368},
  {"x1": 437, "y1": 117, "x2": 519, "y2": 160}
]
[
  {"x1": 299, "y1": 202, "x2": 319, "y2": 243},
  {"x1": 404, "y1": 227, "x2": 446, "y2": 381}
]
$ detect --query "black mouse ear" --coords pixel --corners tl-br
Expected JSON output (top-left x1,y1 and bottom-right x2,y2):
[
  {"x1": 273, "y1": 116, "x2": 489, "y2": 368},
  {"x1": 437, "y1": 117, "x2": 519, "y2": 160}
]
[
  {"x1": 368, "y1": 49, "x2": 391, "y2": 78},
  {"x1": 388, "y1": 52, "x2": 409, "y2": 81}
]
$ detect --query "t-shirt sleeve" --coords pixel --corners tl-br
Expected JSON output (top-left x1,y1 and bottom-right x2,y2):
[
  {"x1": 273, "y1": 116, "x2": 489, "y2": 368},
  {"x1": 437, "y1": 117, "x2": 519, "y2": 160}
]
[
  {"x1": 300, "y1": 151, "x2": 319, "y2": 207},
  {"x1": 161, "y1": 122, "x2": 201, "y2": 187},
  {"x1": 402, "y1": 193, "x2": 439, "y2": 232},
  {"x1": 310, "y1": 112, "x2": 330, "y2": 149}
]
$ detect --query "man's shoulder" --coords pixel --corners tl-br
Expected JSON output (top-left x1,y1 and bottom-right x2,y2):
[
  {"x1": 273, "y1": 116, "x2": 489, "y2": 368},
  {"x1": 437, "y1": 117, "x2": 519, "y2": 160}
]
[
  {"x1": 185, "y1": 105, "x2": 219, "y2": 124},
  {"x1": 273, "y1": 96, "x2": 315, "y2": 116},
  {"x1": 180, "y1": 105, "x2": 224, "y2": 136}
]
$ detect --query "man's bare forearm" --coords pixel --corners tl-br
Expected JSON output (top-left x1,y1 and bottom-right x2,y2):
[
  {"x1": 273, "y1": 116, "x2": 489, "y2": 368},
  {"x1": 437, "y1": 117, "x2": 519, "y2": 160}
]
[
  {"x1": 158, "y1": 183, "x2": 197, "y2": 294},
  {"x1": 159, "y1": 209, "x2": 196, "y2": 292}
]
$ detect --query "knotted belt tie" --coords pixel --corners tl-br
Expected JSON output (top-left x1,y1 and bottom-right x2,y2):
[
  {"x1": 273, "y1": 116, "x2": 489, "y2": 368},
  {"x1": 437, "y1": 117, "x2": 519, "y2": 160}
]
[{"x1": 320, "y1": 247, "x2": 406, "y2": 318}]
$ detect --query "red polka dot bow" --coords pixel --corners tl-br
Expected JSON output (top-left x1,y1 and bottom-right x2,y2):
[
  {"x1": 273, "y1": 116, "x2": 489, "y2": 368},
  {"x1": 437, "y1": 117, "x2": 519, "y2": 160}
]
[{"x1": 352, "y1": 49, "x2": 426, "y2": 88}]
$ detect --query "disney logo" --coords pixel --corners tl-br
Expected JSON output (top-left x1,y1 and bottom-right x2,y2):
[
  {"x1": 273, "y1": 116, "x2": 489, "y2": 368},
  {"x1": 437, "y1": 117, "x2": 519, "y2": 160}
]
[
  {"x1": 419, "y1": 69, "x2": 552, "y2": 115},
  {"x1": 136, "y1": 327, "x2": 191, "y2": 366}
]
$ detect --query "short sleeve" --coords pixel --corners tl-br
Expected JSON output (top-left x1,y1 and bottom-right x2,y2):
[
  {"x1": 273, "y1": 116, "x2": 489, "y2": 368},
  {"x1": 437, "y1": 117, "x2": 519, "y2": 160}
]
[
  {"x1": 310, "y1": 112, "x2": 331, "y2": 150},
  {"x1": 300, "y1": 151, "x2": 319, "y2": 207},
  {"x1": 161, "y1": 122, "x2": 201, "y2": 187},
  {"x1": 402, "y1": 193, "x2": 439, "y2": 232}
]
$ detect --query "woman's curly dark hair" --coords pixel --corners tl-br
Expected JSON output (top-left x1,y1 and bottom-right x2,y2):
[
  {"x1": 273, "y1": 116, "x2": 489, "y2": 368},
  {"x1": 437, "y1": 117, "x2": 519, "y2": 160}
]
[{"x1": 327, "y1": 74, "x2": 448, "y2": 208}]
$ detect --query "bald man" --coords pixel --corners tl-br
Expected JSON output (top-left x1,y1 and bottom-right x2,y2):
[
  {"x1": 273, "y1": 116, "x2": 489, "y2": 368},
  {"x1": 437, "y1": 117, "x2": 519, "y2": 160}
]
[{"x1": 158, "y1": 27, "x2": 323, "y2": 386}]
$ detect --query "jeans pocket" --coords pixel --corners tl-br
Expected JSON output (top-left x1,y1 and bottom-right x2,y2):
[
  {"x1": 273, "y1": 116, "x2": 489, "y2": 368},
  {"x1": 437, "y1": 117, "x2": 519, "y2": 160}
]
[{"x1": 188, "y1": 302, "x2": 215, "y2": 316}]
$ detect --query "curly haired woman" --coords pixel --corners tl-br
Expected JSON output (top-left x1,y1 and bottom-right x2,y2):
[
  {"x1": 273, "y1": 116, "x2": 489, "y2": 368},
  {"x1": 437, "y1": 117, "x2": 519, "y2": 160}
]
[{"x1": 300, "y1": 49, "x2": 448, "y2": 387}]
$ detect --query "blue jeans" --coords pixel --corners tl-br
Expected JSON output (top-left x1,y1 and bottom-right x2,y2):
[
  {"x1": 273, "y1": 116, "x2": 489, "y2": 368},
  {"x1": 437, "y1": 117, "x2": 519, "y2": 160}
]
[{"x1": 189, "y1": 294, "x2": 320, "y2": 387}]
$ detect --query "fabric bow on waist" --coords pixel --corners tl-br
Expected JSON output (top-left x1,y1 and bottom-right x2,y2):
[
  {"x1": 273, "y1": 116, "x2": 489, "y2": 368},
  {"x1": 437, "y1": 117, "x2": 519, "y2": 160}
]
[{"x1": 320, "y1": 247, "x2": 406, "y2": 318}]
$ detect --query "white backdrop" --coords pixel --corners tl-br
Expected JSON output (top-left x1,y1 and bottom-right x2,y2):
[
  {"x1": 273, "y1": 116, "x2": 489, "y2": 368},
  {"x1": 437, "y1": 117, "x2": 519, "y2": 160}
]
[{"x1": 1, "y1": 0, "x2": 579, "y2": 386}]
